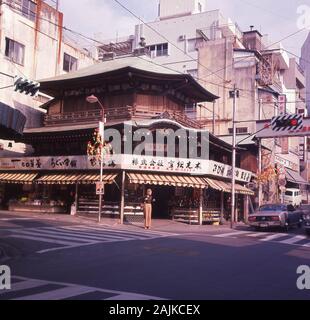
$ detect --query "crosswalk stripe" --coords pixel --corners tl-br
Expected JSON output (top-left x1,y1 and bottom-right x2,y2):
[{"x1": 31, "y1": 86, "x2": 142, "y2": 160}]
[
  {"x1": 246, "y1": 233, "x2": 268, "y2": 237},
  {"x1": 0, "y1": 279, "x2": 46, "y2": 295},
  {"x1": 20, "y1": 227, "x2": 131, "y2": 242},
  {"x1": 75, "y1": 224, "x2": 175, "y2": 237},
  {"x1": 7, "y1": 234, "x2": 80, "y2": 247},
  {"x1": 214, "y1": 231, "x2": 251, "y2": 238},
  {"x1": 2, "y1": 276, "x2": 167, "y2": 301},
  {"x1": 10, "y1": 229, "x2": 98, "y2": 244},
  {"x1": 279, "y1": 235, "x2": 308, "y2": 245},
  {"x1": 260, "y1": 233, "x2": 289, "y2": 242},
  {"x1": 13, "y1": 286, "x2": 94, "y2": 301},
  {"x1": 64, "y1": 225, "x2": 161, "y2": 239}
]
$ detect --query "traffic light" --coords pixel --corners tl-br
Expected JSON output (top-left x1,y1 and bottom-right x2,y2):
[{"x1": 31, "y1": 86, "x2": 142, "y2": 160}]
[
  {"x1": 271, "y1": 115, "x2": 303, "y2": 132},
  {"x1": 14, "y1": 76, "x2": 40, "y2": 97}
]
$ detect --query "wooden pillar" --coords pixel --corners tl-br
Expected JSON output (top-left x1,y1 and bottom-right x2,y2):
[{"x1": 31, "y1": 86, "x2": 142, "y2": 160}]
[
  {"x1": 120, "y1": 170, "x2": 126, "y2": 225},
  {"x1": 75, "y1": 183, "x2": 79, "y2": 213},
  {"x1": 235, "y1": 194, "x2": 238, "y2": 223},
  {"x1": 198, "y1": 188, "x2": 203, "y2": 226},
  {"x1": 244, "y1": 195, "x2": 249, "y2": 224},
  {"x1": 220, "y1": 191, "x2": 224, "y2": 224}
]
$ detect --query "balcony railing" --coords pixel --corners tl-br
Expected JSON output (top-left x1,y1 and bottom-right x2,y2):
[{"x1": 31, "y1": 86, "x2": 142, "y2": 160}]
[{"x1": 44, "y1": 106, "x2": 202, "y2": 129}]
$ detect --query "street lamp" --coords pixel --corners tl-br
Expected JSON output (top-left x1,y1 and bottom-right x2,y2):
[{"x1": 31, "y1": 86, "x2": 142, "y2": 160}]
[{"x1": 86, "y1": 95, "x2": 106, "y2": 223}]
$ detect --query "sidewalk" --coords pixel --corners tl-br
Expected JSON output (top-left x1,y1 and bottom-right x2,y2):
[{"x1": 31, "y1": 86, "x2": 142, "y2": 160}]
[{"x1": 0, "y1": 210, "x2": 250, "y2": 234}]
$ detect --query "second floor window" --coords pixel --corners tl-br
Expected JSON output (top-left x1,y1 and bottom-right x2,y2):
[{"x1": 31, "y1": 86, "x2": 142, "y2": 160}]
[
  {"x1": 5, "y1": 38, "x2": 25, "y2": 65},
  {"x1": 22, "y1": 0, "x2": 37, "y2": 21},
  {"x1": 63, "y1": 53, "x2": 78, "y2": 72}
]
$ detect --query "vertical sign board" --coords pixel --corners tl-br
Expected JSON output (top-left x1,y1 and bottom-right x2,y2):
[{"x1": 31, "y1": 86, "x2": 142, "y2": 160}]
[
  {"x1": 299, "y1": 144, "x2": 305, "y2": 162},
  {"x1": 278, "y1": 95, "x2": 287, "y2": 115}
]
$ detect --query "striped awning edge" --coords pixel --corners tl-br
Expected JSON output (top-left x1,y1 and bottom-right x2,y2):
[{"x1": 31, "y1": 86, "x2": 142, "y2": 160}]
[
  {"x1": 204, "y1": 178, "x2": 231, "y2": 193},
  {"x1": 127, "y1": 173, "x2": 206, "y2": 189},
  {"x1": 234, "y1": 184, "x2": 255, "y2": 196},
  {"x1": 204, "y1": 178, "x2": 254, "y2": 196},
  {"x1": 36, "y1": 173, "x2": 118, "y2": 185},
  {"x1": 0, "y1": 173, "x2": 38, "y2": 184}
]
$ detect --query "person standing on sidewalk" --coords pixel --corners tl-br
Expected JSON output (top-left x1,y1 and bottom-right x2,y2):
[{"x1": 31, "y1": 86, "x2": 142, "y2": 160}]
[{"x1": 143, "y1": 189, "x2": 155, "y2": 230}]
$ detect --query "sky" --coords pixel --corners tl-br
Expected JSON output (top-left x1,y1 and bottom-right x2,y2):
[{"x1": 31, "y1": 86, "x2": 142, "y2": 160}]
[{"x1": 59, "y1": 0, "x2": 310, "y2": 59}]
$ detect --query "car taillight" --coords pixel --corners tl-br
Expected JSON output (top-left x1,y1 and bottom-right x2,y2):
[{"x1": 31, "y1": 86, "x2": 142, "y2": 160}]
[
  {"x1": 271, "y1": 216, "x2": 280, "y2": 221},
  {"x1": 249, "y1": 216, "x2": 256, "y2": 222}
]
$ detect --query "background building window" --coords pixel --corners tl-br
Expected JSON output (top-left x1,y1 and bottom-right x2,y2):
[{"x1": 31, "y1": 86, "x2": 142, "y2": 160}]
[
  {"x1": 146, "y1": 43, "x2": 169, "y2": 57},
  {"x1": 228, "y1": 127, "x2": 249, "y2": 134},
  {"x1": 22, "y1": 0, "x2": 37, "y2": 21},
  {"x1": 5, "y1": 38, "x2": 25, "y2": 65},
  {"x1": 63, "y1": 53, "x2": 78, "y2": 72}
]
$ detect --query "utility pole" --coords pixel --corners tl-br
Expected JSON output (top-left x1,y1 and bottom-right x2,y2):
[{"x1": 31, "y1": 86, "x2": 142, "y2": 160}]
[
  {"x1": 212, "y1": 101, "x2": 216, "y2": 135},
  {"x1": 258, "y1": 98, "x2": 263, "y2": 207},
  {"x1": 230, "y1": 85, "x2": 238, "y2": 229}
]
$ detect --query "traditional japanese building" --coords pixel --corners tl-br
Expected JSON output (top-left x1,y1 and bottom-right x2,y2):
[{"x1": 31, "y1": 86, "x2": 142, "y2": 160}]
[{"x1": 0, "y1": 56, "x2": 254, "y2": 224}]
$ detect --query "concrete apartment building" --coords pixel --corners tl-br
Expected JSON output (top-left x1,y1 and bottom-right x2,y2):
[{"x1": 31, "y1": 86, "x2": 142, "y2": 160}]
[
  {"x1": 0, "y1": 0, "x2": 96, "y2": 156},
  {"x1": 301, "y1": 32, "x2": 310, "y2": 113}
]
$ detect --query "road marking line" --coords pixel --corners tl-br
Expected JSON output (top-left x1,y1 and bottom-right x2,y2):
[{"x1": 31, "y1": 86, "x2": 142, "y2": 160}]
[
  {"x1": 246, "y1": 233, "x2": 268, "y2": 237},
  {"x1": 105, "y1": 293, "x2": 165, "y2": 301},
  {"x1": 0, "y1": 218, "x2": 33, "y2": 221},
  {"x1": 9, "y1": 229, "x2": 98, "y2": 244},
  {"x1": 279, "y1": 235, "x2": 308, "y2": 245},
  {"x1": 260, "y1": 233, "x2": 289, "y2": 242},
  {"x1": 15, "y1": 228, "x2": 129, "y2": 242},
  {"x1": 60, "y1": 227, "x2": 149, "y2": 240},
  {"x1": 0, "y1": 279, "x2": 46, "y2": 295},
  {"x1": 7, "y1": 276, "x2": 167, "y2": 301},
  {"x1": 40, "y1": 228, "x2": 136, "y2": 241},
  {"x1": 6, "y1": 234, "x2": 82, "y2": 247},
  {"x1": 67, "y1": 225, "x2": 177, "y2": 238},
  {"x1": 13, "y1": 286, "x2": 94, "y2": 301},
  {"x1": 214, "y1": 231, "x2": 251, "y2": 238}
]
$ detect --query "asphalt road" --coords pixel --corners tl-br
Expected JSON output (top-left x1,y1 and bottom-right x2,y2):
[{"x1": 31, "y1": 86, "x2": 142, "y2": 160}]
[{"x1": 0, "y1": 212, "x2": 309, "y2": 300}]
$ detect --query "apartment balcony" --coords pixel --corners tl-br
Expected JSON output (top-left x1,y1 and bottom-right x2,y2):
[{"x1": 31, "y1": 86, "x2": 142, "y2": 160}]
[{"x1": 44, "y1": 106, "x2": 202, "y2": 129}]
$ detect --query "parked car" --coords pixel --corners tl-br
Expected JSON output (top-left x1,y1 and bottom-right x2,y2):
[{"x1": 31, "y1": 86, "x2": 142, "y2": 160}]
[
  {"x1": 248, "y1": 204, "x2": 303, "y2": 231},
  {"x1": 300, "y1": 204, "x2": 310, "y2": 236},
  {"x1": 283, "y1": 188, "x2": 302, "y2": 207}
]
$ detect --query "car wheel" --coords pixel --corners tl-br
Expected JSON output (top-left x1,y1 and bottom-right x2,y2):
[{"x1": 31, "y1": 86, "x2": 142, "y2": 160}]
[{"x1": 306, "y1": 230, "x2": 310, "y2": 236}]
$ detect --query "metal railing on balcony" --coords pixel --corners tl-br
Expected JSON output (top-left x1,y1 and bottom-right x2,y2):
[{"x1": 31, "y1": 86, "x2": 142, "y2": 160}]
[{"x1": 44, "y1": 105, "x2": 202, "y2": 129}]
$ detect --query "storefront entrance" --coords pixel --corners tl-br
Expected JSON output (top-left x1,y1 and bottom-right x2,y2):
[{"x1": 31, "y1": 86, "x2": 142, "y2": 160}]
[{"x1": 151, "y1": 185, "x2": 175, "y2": 219}]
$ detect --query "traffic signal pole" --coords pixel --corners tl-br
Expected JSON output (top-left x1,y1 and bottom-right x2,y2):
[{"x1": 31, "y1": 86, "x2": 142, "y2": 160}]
[{"x1": 230, "y1": 85, "x2": 238, "y2": 229}]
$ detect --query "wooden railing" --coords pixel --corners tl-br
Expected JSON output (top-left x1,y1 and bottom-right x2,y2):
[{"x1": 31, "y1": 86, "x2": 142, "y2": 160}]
[{"x1": 44, "y1": 105, "x2": 202, "y2": 129}]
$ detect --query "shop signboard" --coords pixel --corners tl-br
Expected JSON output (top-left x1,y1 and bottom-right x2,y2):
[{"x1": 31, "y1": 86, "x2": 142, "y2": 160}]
[
  {"x1": 275, "y1": 155, "x2": 299, "y2": 172},
  {"x1": 0, "y1": 155, "x2": 253, "y2": 183}
]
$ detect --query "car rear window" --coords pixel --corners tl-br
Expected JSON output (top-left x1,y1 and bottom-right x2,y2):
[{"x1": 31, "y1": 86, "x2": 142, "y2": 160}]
[{"x1": 259, "y1": 205, "x2": 286, "y2": 211}]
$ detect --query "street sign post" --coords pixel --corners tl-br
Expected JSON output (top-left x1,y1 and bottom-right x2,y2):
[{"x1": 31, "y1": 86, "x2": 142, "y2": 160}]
[{"x1": 96, "y1": 182, "x2": 105, "y2": 195}]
